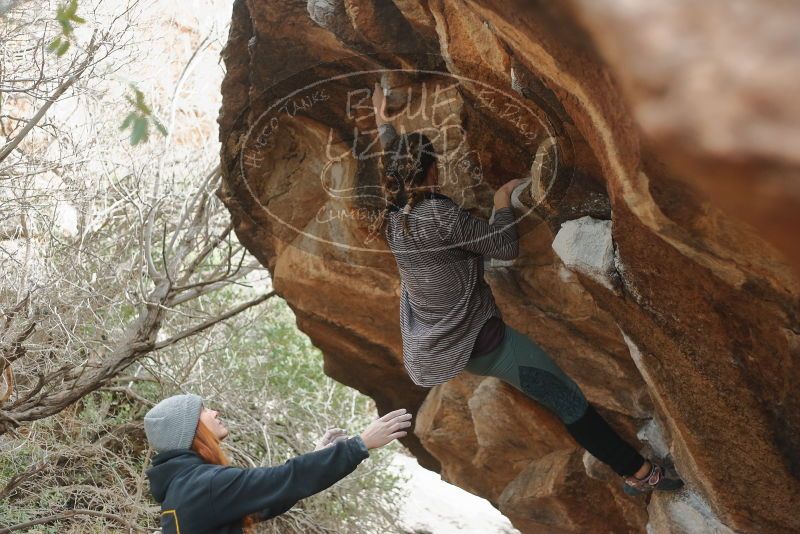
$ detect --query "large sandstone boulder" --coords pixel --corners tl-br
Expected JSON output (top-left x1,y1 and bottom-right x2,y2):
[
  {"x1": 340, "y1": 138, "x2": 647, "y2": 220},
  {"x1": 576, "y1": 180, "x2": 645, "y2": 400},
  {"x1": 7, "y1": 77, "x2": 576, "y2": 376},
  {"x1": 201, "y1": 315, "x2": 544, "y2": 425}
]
[{"x1": 217, "y1": 0, "x2": 800, "y2": 531}]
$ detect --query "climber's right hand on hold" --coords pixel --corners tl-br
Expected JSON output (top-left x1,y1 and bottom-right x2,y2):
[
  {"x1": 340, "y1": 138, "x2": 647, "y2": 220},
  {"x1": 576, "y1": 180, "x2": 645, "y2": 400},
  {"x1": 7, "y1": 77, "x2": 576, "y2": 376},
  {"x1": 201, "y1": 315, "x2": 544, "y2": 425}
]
[
  {"x1": 359, "y1": 408, "x2": 412, "y2": 450},
  {"x1": 494, "y1": 178, "x2": 526, "y2": 209}
]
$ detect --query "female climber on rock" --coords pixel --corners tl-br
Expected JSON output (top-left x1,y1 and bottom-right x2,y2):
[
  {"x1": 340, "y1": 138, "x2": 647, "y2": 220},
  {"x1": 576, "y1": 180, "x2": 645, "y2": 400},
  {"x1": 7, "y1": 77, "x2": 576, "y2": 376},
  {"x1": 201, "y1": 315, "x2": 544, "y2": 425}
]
[
  {"x1": 371, "y1": 83, "x2": 683, "y2": 496},
  {"x1": 143, "y1": 392, "x2": 412, "y2": 533}
]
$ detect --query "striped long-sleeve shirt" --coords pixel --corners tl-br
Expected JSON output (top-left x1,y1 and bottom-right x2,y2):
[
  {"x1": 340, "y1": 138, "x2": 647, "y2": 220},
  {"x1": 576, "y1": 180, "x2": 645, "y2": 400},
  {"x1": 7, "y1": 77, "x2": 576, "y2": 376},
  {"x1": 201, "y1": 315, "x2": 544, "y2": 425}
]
[
  {"x1": 379, "y1": 124, "x2": 520, "y2": 387},
  {"x1": 384, "y1": 193, "x2": 519, "y2": 387}
]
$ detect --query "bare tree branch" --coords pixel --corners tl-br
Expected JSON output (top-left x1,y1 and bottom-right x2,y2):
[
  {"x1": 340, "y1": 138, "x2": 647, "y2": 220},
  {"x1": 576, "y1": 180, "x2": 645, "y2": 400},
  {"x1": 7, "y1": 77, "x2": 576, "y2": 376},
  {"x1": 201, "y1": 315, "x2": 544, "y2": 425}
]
[
  {"x1": 153, "y1": 290, "x2": 276, "y2": 351},
  {"x1": 0, "y1": 508, "x2": 155, "y2": 533},
  {"x1": 0, "y1": 321, "x2": 36, "y2": 377},
  {"x1": 0, "y1": 32, "x2": 99, "y2": 163}
]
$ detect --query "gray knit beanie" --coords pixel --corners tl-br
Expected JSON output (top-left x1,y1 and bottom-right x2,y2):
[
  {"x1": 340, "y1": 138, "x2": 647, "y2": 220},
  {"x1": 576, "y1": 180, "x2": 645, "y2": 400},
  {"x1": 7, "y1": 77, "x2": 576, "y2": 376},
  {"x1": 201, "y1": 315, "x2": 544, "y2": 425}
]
[{"x1": 144, "y1": 393, "x2": 203, "y2": 453}]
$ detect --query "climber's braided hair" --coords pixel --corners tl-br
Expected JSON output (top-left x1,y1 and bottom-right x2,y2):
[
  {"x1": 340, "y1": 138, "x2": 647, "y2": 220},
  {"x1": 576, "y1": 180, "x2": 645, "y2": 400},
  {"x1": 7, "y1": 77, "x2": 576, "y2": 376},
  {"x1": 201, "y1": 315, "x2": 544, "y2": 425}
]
[{"x1": 378, "y1": 131, "x2": 437, "y2": 236}]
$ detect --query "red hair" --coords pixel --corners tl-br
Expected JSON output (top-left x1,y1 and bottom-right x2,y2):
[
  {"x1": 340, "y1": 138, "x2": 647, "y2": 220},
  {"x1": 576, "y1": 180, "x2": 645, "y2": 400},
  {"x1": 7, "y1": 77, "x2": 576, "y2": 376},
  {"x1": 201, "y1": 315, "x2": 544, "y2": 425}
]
[{"x1": 192, "y1": 419, "x2": 256, "y2": 532}]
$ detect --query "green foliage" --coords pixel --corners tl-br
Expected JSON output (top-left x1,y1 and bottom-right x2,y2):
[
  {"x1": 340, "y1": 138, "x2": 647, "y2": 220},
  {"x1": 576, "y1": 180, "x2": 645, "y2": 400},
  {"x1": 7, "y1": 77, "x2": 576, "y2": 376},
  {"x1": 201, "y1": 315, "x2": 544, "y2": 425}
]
[
  {"x1": 48, "y1": 0, "x2": 85, "y2": 57},
  {"x1": 120, "y1": 84, "x2": 168, "y2": 145}
]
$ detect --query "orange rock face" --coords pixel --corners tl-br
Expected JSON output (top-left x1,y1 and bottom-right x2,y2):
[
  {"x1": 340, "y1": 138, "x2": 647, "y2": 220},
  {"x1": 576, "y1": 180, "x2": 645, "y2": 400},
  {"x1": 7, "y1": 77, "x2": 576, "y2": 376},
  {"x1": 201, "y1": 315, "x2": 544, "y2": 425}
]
[{"x1": 218, "y1": 0, "x2": 800, "y2": 532}]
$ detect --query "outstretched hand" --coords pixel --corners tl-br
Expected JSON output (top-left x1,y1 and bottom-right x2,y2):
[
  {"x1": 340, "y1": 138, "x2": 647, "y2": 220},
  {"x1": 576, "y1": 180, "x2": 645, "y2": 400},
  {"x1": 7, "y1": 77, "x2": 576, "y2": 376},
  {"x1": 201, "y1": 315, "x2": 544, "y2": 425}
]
[
  {"x1": 359, "y1": 408, "x2": 413, "y2": 450},
  {"x1": 313, "y1": 428, "x2": 348, "y2": 451}
]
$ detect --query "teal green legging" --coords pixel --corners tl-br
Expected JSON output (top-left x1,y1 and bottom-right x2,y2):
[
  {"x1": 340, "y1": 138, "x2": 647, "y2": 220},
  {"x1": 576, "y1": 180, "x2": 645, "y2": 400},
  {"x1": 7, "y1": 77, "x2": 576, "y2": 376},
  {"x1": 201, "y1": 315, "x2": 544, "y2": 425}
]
[
  {"x1": 464, "y1": 323, "x2": 588, "y2": 424},
  {"x1": 465, "y1": 323, "x2": 647, "y2": 477}
]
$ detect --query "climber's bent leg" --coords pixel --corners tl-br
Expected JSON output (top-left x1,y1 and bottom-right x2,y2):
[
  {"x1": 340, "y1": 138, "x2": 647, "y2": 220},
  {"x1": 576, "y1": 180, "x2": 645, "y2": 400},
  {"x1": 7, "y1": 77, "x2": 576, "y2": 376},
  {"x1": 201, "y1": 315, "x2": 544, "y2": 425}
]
[
  {"x1": 564, "y1": 403, "x2": 645, "y2": 477},
  {"x1": 465, "y1": 324, "x2": 588, "y2": 424},
  {"x1": 464, "y1": 324, "x2": 646, "y2": 477}
]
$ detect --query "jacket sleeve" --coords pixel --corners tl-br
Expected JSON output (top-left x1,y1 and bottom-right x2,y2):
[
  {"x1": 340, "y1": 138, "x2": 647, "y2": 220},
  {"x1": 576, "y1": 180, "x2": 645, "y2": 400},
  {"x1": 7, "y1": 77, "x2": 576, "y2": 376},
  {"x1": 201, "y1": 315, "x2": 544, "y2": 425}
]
[
  {"x1": 437, "y1": 200, "x2": 519, "y2": 260},
  {"x1": 209, "y1": 436, "x2": 370, "y2": 524}
]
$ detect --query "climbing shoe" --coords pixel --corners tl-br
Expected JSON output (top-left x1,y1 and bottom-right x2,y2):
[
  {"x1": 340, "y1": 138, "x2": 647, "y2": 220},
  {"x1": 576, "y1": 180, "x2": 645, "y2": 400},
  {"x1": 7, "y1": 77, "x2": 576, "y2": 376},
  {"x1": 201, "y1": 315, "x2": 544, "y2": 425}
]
[{"x1": 623, "y1": 461, "x2": 684, "y2": 496}]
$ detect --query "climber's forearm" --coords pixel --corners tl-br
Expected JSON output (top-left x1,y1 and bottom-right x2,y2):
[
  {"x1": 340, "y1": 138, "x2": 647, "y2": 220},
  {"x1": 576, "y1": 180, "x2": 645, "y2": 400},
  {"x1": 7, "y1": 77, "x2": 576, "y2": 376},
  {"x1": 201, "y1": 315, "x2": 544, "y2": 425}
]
[
  {"x1": 372, "y1": 83, "x2": 395, "y2": 149},
  {"x1": 494, "y1": 193, "x2": 511, "y2": 210},
  {"x1": 374, "y1": 108, "x2": 390, "y2": 129},
  {"x1": 378, "y1": 122, "x2": 397, "y2": 150}
]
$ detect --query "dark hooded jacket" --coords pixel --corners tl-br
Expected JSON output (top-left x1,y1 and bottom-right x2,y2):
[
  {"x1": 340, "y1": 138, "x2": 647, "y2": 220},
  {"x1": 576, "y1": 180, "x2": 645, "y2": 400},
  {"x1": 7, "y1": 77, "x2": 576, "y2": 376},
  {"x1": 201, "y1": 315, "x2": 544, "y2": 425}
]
[{"x1": 146, "y1": 436, "x2": 370, "y2": 533}]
